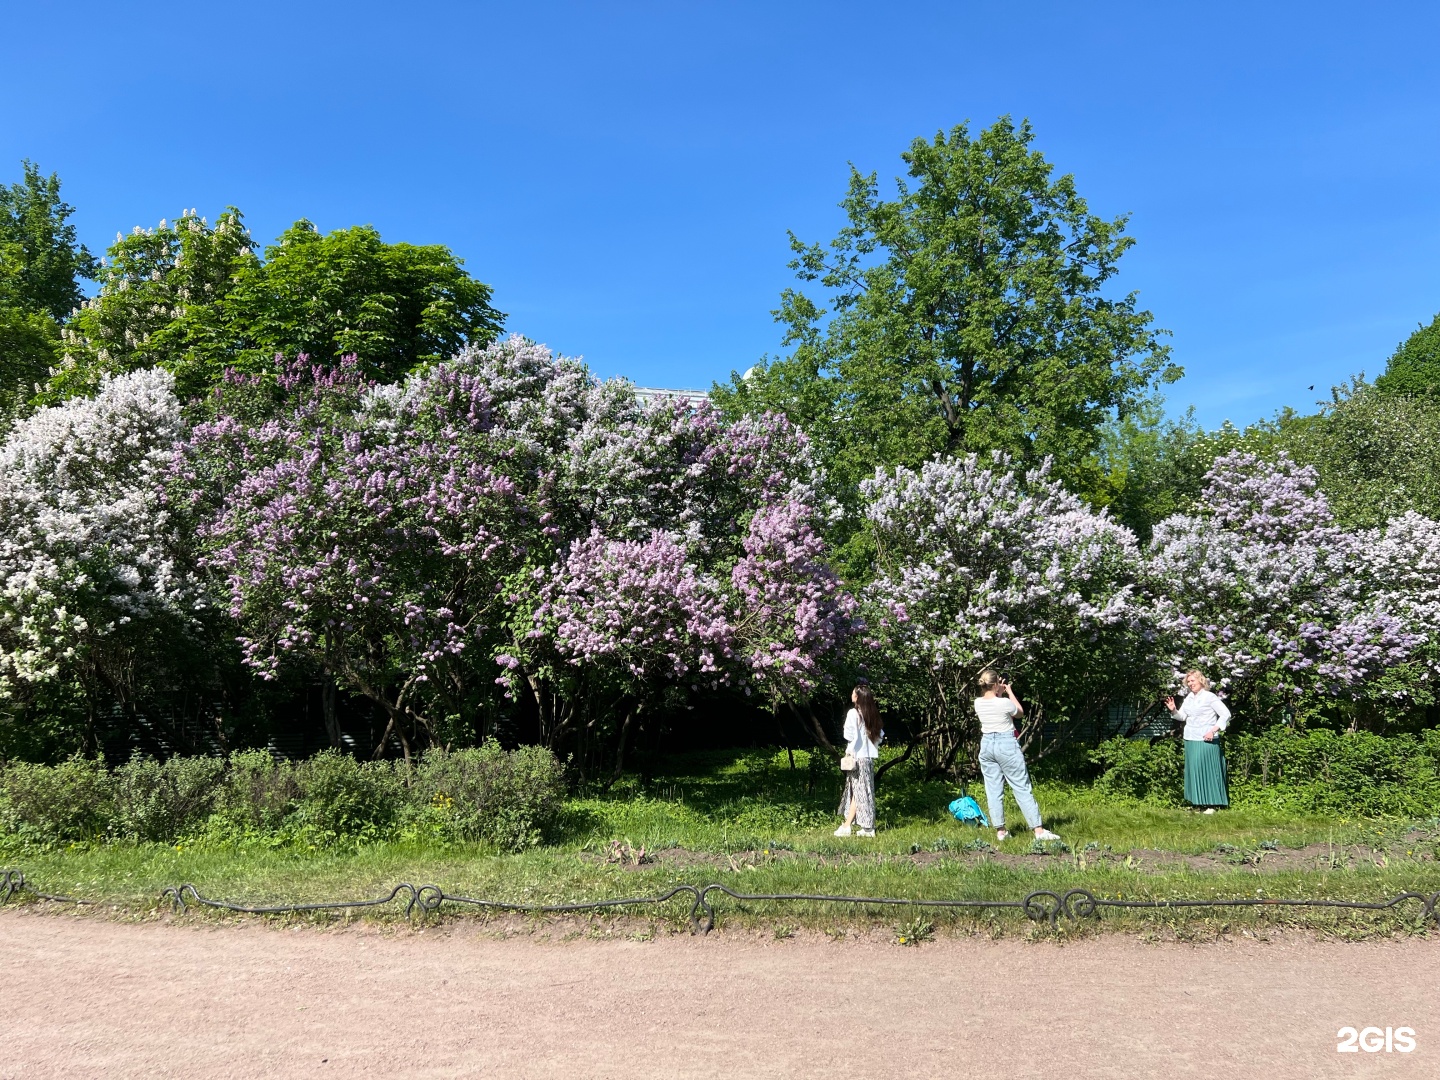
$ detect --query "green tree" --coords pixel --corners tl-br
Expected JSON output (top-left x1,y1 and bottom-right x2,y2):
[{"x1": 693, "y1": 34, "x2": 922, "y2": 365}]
[
  {"x1": 1375, "y1": 312, "x2": 1440, "y2": 398},
  {"x1": 50, "y1": 211, "x2": 504, "y2": 402},
  {"x1": 715, "y1": 118, "x2": 1178, "y2": 537},
  {"x1": 1284, "y1": 380, "x2": 1440, "y2": 528},
  {"x1": 0, "y1": 162, "x2": 97, "y2": 419}
]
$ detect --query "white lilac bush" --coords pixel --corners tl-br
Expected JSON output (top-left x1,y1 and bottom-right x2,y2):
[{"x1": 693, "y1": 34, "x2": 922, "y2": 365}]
[
  {"x1": 0, "y1": 368, "x2": 193, "y2": 703},
  {"x1": 1145, "y1": 451, "x2": 1437, "y2": 719},
  {"x1": 861, "y1": 453, "x2": 1155, "y2": 763}
]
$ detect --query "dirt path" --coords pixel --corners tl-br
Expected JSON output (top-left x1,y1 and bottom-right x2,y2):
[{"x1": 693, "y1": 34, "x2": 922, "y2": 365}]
[{"x1": 1, "y1": 912, "x2": 1436, "y2": 1079}]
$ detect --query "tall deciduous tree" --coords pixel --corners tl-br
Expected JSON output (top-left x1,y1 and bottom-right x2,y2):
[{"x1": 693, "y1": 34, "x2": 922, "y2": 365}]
[
  {"x1": 1375, "y1": 311, "x2": 1440, "y2": 397},
  {"x1": 0, "y1": 162, "x2": 98, "y2": 420},
  {"x1": 51, "y1": 211, "x2": 504, "y2": 402},
  {"x1": 715, "y1": 118, "x2": 1178, "y2": 546}
]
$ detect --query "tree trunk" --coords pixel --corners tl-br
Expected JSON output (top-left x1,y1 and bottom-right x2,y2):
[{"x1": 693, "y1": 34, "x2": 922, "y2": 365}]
[
  {"x1": 321, "y1": 678, "x2": 342, "y2": 749},
  {"x1": 606, "y1": 707, "x2": 638, "y2": 789},
  {"x1": 798, "y1": 703, "x2": 836, "y2": 750}
]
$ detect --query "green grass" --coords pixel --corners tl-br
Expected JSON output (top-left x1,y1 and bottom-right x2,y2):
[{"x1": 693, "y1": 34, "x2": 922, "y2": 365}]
[{"x1": 5, "y1": 748, "x2": 1439, "y2": 938}]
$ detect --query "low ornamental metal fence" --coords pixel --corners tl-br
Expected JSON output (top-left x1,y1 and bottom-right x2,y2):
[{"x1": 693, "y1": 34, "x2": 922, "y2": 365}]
[{"x1": 3, "y1": 869, "x2": 1438, "y2": 932}]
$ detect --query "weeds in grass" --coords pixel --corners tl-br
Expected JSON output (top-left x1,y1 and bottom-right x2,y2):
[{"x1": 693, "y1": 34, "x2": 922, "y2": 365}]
[{"x1": 895, "y1": 916, "x2": 934, "y2": 946}]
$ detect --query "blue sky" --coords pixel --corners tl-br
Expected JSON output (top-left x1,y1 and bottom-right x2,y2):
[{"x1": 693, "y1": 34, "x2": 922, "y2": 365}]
[{"x1": 4, "y1": 1, "x2": 1438, "y2": 428}]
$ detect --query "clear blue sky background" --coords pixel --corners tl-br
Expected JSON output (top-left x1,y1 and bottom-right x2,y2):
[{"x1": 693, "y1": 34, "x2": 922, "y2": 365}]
[{"x1": 4, "y1": 1, "x2": 1438, "y2": 428}]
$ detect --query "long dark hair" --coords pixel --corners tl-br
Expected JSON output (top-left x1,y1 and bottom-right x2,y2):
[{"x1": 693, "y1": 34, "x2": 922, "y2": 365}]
[{"x1": 852, "y1": 685, "x2": 882, "y2": 741}]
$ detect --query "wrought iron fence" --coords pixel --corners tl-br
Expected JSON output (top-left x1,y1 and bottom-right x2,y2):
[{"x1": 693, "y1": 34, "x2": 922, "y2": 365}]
[{"x1": 4, "y1": 869, "x2": 1437, "y2": 932}]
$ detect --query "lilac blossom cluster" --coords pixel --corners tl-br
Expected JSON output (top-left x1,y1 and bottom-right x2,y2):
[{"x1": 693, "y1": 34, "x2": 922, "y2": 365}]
[
  {"x1": 176, "y1": 337, "x2": 856, "y2": 749},
  {"x1": 861, "y1": 453, "x2": 1154, "y2": 740},
  {"x1": 0, "y1": 369, "x2": 193, "y2": 699},
  {"x1": 1146, "y1": 451, "x2": 1436, "y2": 711}
]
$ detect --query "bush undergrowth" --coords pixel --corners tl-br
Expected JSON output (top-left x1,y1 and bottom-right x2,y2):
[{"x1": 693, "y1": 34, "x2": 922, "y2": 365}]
[
  {"x1": 1090, "y1": 727, "x2": 1440, "y2": 816},
  {"x1": 0, "y1": 741, "x2": 564, "y2": 852}
]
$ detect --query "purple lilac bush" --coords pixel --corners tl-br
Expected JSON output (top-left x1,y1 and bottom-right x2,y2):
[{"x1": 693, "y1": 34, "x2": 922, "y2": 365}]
[
  {"x1": 5, "y1": 342, "x2": 1440, "y2": 764},
  {"x1": 1145, "y1": 451, "x2": 1438, "y2": 719}
]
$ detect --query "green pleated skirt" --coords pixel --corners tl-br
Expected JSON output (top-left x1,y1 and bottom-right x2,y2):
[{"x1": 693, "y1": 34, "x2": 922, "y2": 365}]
[{"x1": 1184, "y1": 738, "x2": 1229, "y2": 807}]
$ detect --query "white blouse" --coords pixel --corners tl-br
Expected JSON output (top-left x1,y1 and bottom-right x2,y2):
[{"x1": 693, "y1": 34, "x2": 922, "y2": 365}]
[
  {"x1": 1172, "y1": 690, "x2": 1232, "y2": 742},
  {"x1": 843, "y1": 708, "x2": 883, "y2": 759}
]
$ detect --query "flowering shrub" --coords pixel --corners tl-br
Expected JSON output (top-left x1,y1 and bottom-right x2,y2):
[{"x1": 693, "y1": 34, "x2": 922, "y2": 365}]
[
  {"x1": 0, "y1": 368, "x2": 193, "y2": 707},
  {"x1": 1145, "y1": 452, "x2": 1434, "y2": 719},
  {"x1": 544, "y1": 528, "x2": 733, "y2": 683},
  {"x1": 862, "y1": 453, "x2": 1154, "y2": 768},
  {"x1": 729, "y1": 497, "x2": 858, "y2": 707},
  {"x1": 185, "y1": 342, "x2": 556, "y2": 756},
  {"x1": 171, "y1": 337, "x2": 857, "y2": 763}
]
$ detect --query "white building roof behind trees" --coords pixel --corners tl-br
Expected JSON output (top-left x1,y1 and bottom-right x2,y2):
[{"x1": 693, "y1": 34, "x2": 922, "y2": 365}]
[{"x1": 632, "y1": 386, "x2": 711, "y2": 407}]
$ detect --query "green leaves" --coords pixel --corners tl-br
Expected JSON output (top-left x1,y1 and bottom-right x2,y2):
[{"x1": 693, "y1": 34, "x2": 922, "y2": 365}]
[
  {"x1": 1375, "y1": 311, "x2": 1440, "y2": 398},
  {"x1": 0, "y1": 162, "x2": 97, "y2": 422},
  {"x1": 48, "y1": 210, "x2": 505, "y2": 403},
  {"x1": 716, "y1": 117, "x2": 1176, "y2": 542},
  {"x1": 0, "y1": 161, "x2": 97, "y2": 321}
]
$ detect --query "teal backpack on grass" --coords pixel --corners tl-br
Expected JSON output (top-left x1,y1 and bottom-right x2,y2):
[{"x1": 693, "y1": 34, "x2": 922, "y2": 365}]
[{"x1": 949, "y1": 794, "x2": 989, "y2": 827}]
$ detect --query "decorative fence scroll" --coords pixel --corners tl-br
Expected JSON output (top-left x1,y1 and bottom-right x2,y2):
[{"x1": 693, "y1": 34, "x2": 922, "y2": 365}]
[{"x1": 5, "y1": 869, "x2": 1438, "y2": 932}]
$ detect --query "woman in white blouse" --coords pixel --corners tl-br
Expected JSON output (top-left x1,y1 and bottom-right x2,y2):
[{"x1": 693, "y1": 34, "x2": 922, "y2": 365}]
[
  {"x1": 1165, "y1": 669, "x2": 1231, "y2": 812},
  {"x1": 834, "y1": 685, "x2": 883, "y2": 837}
]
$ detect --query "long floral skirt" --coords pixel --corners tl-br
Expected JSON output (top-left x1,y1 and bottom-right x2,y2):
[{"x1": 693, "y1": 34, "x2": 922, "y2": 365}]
[{"x1": 838, "y1": 758, "x2": 876, "y2": 830}]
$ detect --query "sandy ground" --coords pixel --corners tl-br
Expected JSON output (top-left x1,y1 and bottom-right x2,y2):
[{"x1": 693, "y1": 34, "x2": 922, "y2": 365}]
[{"x1": 1, "y1": 912, "x2": 1437, "y2": 1079}]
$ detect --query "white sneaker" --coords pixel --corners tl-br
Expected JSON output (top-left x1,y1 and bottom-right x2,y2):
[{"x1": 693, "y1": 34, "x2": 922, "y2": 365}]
[
  {"x1": 857, "y1": 828, "x2": 875, "y2": 837},
  {"x1": 1203, "y1": 808, "x2": 1217, "y2": 815},
  {"x1": 833, "y1": 824, "x2": 852, "y2": 837},
  {"x1": 1033, "y1": 827, "x2": 1061, "y2": 841},
  {"x1": 995, "y1": 829, "x2": 1009, "y2": 842}
]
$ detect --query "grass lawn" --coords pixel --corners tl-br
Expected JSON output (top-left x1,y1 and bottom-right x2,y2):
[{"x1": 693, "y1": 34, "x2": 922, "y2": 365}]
[{"x1": 6, "y1": 749, "x2": 1439, "y2": 938}]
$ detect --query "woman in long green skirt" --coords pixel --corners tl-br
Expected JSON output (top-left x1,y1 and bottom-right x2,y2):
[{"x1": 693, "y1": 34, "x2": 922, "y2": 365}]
[{"x1": 1166, "y1": 669, "x2": 1231, "y2": 812}]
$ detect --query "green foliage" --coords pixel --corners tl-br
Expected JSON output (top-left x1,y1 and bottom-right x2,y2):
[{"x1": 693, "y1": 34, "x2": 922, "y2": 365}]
[
  {"x1": 1282, "y1": 381, "x2": 1440, "y2": 528},
  {"x1": 715, "y1": 117, "x2": 1177, "y2": 533},
  {"x1": 0, "y1": 162, "x2": 96, "y2": 421},
  {"x1": 1090, "y1": 738, "x2": 1185, "y2": 806},
  {"x1": 0, "y1": 755, "x2": 114, "y2": 844},
  {"x1": 410, "y1": 741, "x2": 567, "y2": 850},
  {"x1": 113, "y1": 755, "x2": 226, "y2": 841},
  {"x1": 209, "y1": 749, "x2": 303, "y2": 834},
  {"x1": 1226, "y1": 727, "x2": 1440, "y2": 816},
  {"x1": 0, "y1": 306, "x2": 59, "y2": 421},
  {"x1": 234, "y1": 220, "x2": 503, "y2": 385},
  {"x1": 1375, "y1": 311, "x2": 1440, "y2": 398},
  {"x1": 287, "y1": 751, "x2": 406, "y2": 845},
  {"x1": 1092, "y1": 729, "x2": 1440, "y2": 817},
  {"x1": 0, "y1": 162, "x2": 97, "y2": 320},
  {"x1": 49, "y1": 210, "x2": 504, "y2": 402},
  {"x1": 0, "y1": 743, "x2": 566, "y2": 851}
]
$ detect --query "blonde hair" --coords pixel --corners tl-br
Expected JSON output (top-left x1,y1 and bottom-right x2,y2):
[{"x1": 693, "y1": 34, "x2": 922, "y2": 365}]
[
  {"x1": 977, "y1": 668, "x2": 1001, "y2": 692},
  {"x1": 1186, "y1": 669, "x2": 1210, "y2": 690}
]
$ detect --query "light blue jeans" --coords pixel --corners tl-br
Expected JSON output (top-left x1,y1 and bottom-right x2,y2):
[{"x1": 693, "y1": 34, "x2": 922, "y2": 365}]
[{"x1": 978, "y1": 732, "x2": 1042, "y2": 830}]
